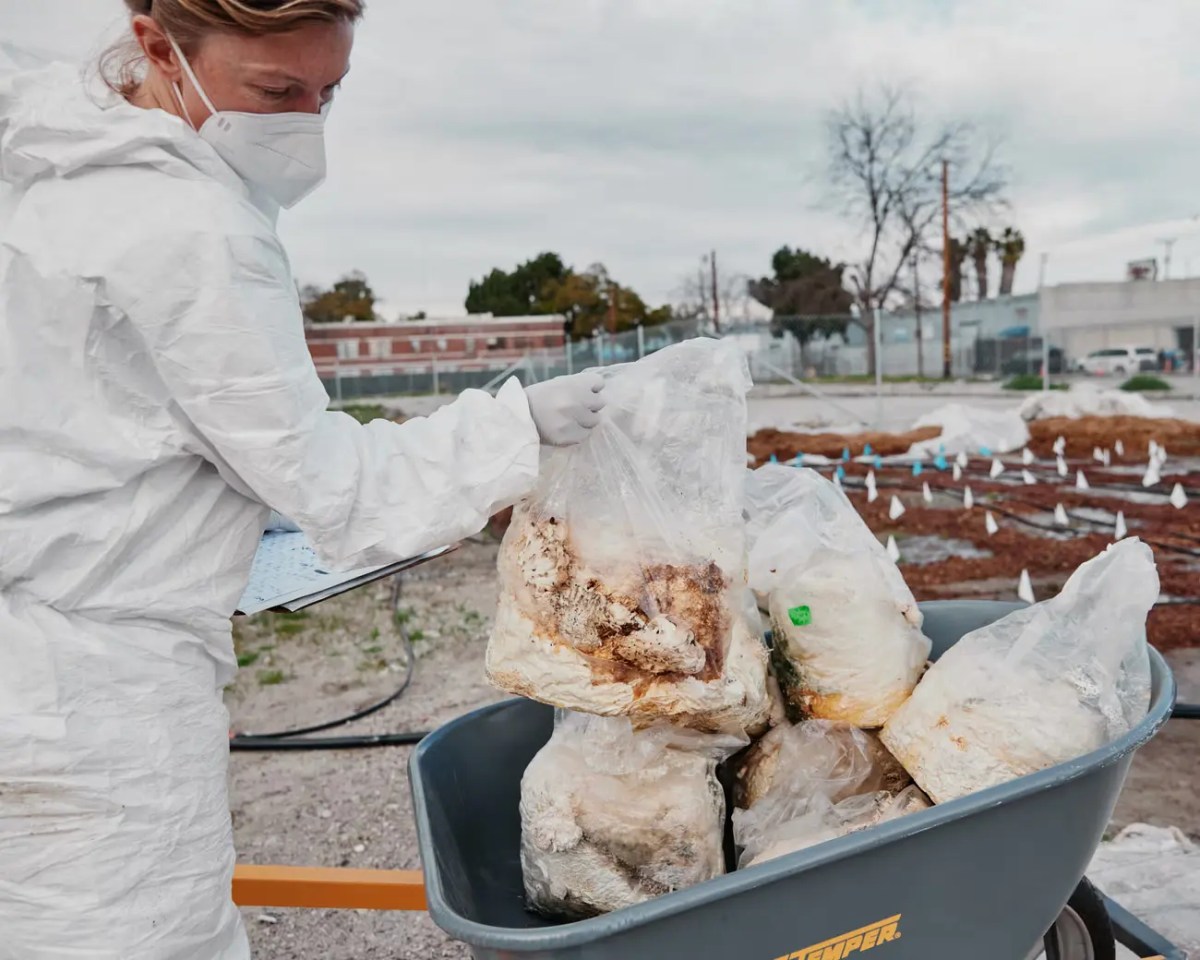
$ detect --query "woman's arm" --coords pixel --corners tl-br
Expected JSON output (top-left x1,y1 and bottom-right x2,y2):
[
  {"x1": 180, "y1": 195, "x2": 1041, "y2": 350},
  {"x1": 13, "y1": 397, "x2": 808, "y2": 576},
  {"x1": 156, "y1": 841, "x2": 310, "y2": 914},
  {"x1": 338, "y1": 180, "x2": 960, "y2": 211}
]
[{"x1": 105, "y1": 223, "x2": 540, "y2": 569}]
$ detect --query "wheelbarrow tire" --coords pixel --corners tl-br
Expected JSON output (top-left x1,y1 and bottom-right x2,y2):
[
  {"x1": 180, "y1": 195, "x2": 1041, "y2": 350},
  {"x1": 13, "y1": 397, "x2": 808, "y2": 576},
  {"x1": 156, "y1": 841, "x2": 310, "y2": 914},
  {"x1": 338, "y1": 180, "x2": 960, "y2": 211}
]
[{"x1": 1043, "y1": 878, "x2": 1116, "y2": 960}]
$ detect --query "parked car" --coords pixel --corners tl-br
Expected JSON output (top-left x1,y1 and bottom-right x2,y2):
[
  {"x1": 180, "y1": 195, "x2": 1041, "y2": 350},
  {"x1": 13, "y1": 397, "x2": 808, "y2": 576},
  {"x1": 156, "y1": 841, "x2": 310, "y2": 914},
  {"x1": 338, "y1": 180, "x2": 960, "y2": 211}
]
[
  {"x1": 1001, "y1": 347, "x2": 1065, "y2": 376},
  {"x1": 1078, "y1": 346, "x2": 1158, "y2": 376}
]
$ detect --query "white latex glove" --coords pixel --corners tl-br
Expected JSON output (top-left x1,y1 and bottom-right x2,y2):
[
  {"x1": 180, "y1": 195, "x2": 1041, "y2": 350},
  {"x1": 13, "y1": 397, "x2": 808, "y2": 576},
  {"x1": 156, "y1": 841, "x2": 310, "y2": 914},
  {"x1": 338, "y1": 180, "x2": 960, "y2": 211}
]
[{"x1": 524, "y1": 372, "x2": 607, "y2": 446}]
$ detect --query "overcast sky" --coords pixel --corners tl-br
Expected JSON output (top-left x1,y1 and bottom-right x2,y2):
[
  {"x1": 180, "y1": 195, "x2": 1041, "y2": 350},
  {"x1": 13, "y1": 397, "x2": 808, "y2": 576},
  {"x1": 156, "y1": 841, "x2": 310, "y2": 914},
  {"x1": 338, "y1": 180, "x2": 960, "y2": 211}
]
[{"x1": 5, "y1": 0, "x2": 1200, "y2": 318}]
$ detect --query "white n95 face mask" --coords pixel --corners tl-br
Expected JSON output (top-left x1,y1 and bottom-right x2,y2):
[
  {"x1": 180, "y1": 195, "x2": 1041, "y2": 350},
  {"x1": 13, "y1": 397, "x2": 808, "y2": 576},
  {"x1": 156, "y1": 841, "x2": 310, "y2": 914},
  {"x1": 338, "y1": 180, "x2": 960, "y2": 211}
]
[{"x1": 168, "y1": 35, "x2": 328, "y2": 209}]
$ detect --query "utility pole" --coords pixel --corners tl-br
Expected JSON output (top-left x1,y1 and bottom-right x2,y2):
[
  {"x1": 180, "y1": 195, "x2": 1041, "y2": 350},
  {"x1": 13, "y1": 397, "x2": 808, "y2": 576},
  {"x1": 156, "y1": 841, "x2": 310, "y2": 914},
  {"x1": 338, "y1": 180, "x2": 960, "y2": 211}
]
[
  {"x1": 941, "y1": 158, "x2": 952, "y2": 379},
  {"x1": 710, "y1": 250, "x2": 721, "y2": 334},
  {"x1": 1158, "y1": 237, "x2": 1177, "y2": 280},
  {"x1": 912, "y1": 250, "x2": 924, "y2": 379}
]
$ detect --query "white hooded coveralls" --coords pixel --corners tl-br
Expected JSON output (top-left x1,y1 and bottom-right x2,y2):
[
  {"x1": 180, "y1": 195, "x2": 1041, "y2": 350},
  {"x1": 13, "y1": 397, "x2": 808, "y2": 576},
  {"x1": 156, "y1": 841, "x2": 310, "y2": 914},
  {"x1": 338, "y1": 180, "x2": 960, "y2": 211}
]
[{"x1": 0, "y1": 63, "x2": 540, "y2": 958}]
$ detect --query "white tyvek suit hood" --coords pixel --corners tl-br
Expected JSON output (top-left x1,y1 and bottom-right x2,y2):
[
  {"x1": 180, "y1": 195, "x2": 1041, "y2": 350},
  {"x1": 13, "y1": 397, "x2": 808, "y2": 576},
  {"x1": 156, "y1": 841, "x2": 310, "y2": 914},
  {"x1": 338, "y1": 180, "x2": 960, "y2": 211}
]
[{"x1": 0, "y1": 63, "x2": 539, "y2": 959}]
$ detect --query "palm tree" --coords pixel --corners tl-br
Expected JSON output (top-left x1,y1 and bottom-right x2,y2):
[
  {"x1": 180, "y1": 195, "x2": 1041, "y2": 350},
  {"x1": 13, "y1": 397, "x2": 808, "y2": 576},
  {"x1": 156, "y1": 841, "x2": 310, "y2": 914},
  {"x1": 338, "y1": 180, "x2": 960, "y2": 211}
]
[
  {"x1": 967, "y1": 227, "x2": 992, "y2": 300},
  {"x1": 997, "y1": 227, "x2": 1026, "y2": 296}
]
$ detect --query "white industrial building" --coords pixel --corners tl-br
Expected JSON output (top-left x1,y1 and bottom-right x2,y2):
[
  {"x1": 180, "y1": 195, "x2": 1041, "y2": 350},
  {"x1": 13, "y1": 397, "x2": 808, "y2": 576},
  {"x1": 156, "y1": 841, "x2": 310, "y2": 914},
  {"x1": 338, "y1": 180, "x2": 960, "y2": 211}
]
[{"x1": 1039, "y1": 278, "x2": 1200, "y2": 361}]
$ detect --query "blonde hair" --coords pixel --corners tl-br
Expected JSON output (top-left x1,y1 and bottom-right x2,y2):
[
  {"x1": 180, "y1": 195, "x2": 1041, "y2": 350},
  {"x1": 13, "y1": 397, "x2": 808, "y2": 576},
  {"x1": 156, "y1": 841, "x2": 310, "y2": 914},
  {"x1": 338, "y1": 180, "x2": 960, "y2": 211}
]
[{"x1": 101, "y1": 0, "x2": 366, "y2": 96}]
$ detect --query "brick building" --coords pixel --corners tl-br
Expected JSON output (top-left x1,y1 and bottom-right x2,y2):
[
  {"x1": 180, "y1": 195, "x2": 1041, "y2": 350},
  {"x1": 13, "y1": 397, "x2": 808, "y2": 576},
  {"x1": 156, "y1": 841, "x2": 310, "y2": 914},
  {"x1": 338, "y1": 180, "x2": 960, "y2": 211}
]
[{"x1": 305, "y1": 313, "x2": 568, "y2": 378}]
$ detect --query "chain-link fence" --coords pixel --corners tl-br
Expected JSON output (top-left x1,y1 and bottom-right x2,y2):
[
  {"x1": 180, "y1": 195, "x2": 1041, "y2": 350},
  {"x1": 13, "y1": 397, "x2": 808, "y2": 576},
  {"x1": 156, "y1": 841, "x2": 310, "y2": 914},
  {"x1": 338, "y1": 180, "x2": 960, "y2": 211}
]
[{"x1": 316, "y1": 314, "x2": 1059, "y2": 402}]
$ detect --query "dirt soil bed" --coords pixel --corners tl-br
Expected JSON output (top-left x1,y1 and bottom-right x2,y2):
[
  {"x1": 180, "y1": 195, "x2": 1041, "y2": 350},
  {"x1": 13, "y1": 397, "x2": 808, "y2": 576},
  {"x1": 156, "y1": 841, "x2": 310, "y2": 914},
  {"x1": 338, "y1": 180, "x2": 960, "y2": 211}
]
[{"x1": 749, "y1": 415, "x2": 1200, "y2": 466}]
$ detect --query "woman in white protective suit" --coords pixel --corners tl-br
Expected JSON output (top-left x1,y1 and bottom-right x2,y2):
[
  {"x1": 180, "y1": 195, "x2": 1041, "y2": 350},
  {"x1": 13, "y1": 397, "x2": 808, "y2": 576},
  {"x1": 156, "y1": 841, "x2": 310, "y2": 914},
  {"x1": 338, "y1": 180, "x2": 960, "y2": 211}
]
[{"x1": 0, "y1": 2, "x2": 606, "y2": 957}]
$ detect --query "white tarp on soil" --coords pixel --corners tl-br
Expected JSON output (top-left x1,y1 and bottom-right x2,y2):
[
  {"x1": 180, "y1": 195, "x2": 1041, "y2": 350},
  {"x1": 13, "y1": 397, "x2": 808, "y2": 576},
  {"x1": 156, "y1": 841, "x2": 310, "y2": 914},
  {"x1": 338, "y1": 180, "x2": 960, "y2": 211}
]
[
  {"x1": 907, "y1": 403, "x2": 1030, "y2": 457},
  {"x1": 1019, "y1": 385, "x2": 1175, "y2": 421},
  {"x1": 1088, "y1": 823, "x2": 1200, "y2": 957}
]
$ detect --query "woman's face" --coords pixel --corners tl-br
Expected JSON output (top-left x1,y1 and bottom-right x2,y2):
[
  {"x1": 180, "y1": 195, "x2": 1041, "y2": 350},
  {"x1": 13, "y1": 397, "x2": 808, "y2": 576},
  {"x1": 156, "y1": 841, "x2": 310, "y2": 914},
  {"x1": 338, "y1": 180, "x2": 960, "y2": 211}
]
[{"x1": 136, "y1": 17, "x2": 354, "y2": 123}]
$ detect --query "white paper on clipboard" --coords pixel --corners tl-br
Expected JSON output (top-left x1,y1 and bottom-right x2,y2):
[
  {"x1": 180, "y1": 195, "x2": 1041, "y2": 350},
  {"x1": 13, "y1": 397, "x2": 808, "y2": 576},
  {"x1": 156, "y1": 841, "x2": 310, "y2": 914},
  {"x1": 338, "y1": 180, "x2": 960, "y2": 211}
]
[{"x1": 236, "y1": 531, "x2": 453, "y2": 615}]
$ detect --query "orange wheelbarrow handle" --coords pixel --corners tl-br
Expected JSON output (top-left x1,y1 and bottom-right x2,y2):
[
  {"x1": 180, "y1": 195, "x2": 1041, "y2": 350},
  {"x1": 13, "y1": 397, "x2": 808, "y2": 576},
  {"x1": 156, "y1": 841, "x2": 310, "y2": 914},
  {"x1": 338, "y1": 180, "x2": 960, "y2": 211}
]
[{"x1": 234, "y1": 865, "x2": 427, "y2": 911}]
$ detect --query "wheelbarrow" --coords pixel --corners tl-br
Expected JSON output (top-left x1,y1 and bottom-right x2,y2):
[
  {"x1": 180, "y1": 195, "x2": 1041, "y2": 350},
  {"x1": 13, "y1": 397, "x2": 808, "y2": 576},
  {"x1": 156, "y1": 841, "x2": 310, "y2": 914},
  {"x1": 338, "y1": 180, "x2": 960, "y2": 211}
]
[{"x1": 401, "y1": 600, "x2": 1182, "y2": 960}]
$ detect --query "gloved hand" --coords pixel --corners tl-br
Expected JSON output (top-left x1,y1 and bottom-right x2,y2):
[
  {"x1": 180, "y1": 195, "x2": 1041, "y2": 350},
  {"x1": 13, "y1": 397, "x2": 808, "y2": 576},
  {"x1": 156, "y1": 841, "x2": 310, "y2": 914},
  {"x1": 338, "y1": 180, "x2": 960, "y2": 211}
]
[{"x1": 524, "y1": 372, "x2": 607, "y2": 446}]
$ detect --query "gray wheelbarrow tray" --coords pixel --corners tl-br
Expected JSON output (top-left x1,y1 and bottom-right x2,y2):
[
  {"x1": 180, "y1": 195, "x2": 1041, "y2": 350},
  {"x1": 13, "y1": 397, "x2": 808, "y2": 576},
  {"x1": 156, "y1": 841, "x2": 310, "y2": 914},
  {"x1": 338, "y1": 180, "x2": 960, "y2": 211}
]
[{"x1": 410, "y1": 600, "x2": 1176, "y2": 960}]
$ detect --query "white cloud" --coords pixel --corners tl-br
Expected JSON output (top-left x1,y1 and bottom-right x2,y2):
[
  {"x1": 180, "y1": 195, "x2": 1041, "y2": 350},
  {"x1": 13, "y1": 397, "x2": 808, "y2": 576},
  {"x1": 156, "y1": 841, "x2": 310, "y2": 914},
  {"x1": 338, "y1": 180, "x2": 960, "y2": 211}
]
[{"x1": 4, "y1": 0, "x2": 1200, "y2": 316}]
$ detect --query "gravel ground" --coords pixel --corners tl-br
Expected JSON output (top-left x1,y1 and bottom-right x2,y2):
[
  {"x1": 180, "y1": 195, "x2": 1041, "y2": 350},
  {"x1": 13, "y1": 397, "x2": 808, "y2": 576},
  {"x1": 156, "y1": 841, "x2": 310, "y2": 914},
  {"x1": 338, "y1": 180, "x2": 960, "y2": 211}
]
[{"x1": 227, "y1": 535, "x2": 1200, "y2": 960}]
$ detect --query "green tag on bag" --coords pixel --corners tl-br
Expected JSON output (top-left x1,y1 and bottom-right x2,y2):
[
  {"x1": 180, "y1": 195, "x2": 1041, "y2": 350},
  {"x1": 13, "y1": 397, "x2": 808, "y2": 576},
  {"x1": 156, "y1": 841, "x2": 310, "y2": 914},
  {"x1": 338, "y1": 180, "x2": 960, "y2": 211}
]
[{"x1": 788, "y1": 605, "x2": 812, "y2": 627}]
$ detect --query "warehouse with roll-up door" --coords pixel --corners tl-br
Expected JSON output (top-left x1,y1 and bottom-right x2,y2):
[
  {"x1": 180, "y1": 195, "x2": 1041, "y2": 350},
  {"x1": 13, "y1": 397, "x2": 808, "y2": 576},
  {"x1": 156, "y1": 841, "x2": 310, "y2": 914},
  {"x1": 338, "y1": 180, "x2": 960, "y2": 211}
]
[{"x1": 1039, "y1": 278, "x2": 1200, "y2": 368}]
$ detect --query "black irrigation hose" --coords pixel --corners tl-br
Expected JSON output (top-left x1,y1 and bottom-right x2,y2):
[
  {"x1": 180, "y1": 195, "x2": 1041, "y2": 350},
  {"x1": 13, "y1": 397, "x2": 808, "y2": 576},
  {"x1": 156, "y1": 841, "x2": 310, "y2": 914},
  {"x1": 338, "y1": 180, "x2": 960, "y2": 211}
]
[{"x1": 230, "y1": 575, "x2": 431, "y2": 752}]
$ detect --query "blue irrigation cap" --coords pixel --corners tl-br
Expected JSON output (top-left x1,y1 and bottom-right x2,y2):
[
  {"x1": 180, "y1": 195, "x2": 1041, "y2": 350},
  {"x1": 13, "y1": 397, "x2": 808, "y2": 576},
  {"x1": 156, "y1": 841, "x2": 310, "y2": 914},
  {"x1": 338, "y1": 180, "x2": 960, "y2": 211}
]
[
  {"x1": 980, "y1": 446, "x2": 992, "y2": 457},
  {"x1": 874, "y1": 455, "x2": 883, "y2": 470},
  {"x1": 792, "y1": 453, "x2": 804, "y2": 466},
  {"x1": 912, "y1": 461, "x2": 923, "y2": 476},
  {"x1": 934, "y1": 454, "x2": 948, "y2": 471},
  {"x1": 769, "y1": 453, "x2": 778, "y2": 463},
  {"x1": 836, "y1": 464, "x2": 846, "y2": 479},
  {"x1": 864, "y1": 442, "x2": 873, "y2": 456},
  {"x1": 842, "y1": 447, "x2": 850, "y2": 461},
  {"x1": 939, "y1": 443, "x2": 946, "y2": 454}
]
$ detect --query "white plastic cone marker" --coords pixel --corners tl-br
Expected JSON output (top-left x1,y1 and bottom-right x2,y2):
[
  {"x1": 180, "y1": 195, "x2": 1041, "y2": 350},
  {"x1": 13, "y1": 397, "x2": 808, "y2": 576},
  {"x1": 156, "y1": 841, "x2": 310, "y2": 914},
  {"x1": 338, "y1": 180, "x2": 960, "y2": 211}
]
[
  {"x1": 1022, "y1": 469, "x2": 1036, "y2": 486},
  {"x1": 866, "y1": 470, "x2": 878, "y2": 503},
  {"x1": 1149, "y1": 439, "x2": 1159, "y2": 459},
  {"x1": 1171, "y1": 483, "x2": 1188, "y2": 510},
  {"x1": 985, "y1": 511, "x2": 999, "y2": 536},
  {"x1": 889, "y1": 495, "x2": 906, "y2": 520},
  {"x1": 1093, "y1": 446, "x2": 1104, "y2": 463},
  {"x1": 1057, "y1": 456, "x2": 1069, "y2": 478},
  {"x1": 922, "y1": 481, "x2": 933, "y2": 504},
  {"x1": 1156, "y1": 446, "x2": 1169, "y2": 466},
  {"x1": 832, "y1": 471, "x2": 842, "y2": 489},
  {"x1": 956, "y1": 451, "x2": 969, "y2": 469},
  {"x1": 1076, "y1": 470, "x2": 1089, "y2": 491},
  {"x1": 1054, "y1": 503, "x2": 1069, "y2": 526},
  {"x1": 963, "y1": 486, "x2": 974, "y2": 510},
  {"x1": 952, "y1": 463, "x2": 963, "y2": 482},
  {"x1": 989, "y1": 458, "x2": 1004, "y2": 479},
  {"x1": 1143, "y1": 463, "x2": 1161, "y2": 488},
  {"x1": 1102, "y1": 448, "x2": 1111, "y2": 467},
  {"x1": 1114, "y1": 511, "x2": 1127, "y2": 540},
  {"x1": 886, "y1": 534, "x2": 901, "y2": 563},
  {"x1": 1017, "y1": 569, "x2": 1035, "y2": 604},
  {"x1": 1053, "y1": 436, "x2": 1066, "y2": 456},
  {"x1": 1022, "y1": 447, "x2": 1034, "y2": 466},
  {"x1": 1115, "y1": 439, "x2": 1125, "y2": 457}
]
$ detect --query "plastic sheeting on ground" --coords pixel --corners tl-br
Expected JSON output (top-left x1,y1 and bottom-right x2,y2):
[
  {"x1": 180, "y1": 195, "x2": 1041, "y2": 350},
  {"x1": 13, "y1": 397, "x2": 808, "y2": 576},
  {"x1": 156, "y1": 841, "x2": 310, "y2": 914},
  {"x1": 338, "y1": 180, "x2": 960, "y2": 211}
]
[
  {"x1": 907, "y1": 403, "x2": 1030, "y2": 457},
  {"x1": 1019, "y1": 385, "x2": 1175, "y2": 421},
  {"x1": 1088, "y1": 823, "x2": 1200, "y2": 957}
]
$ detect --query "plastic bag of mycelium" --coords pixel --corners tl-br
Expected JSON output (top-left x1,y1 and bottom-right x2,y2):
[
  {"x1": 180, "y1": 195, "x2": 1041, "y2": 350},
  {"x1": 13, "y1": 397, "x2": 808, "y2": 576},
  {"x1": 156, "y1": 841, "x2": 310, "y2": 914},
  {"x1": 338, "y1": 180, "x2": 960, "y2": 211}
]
[
  {"x1": 748, "y1": 465, "x2": 931, "y2": 728},
  {"x1": 487, "y1": 339, "x2": 770, "y2": 737},
  {"x1": 881, "y1": 538, "x2": 1157, "y2": 804},
  {"x1": 731, "y1": 719, "x2": 925, "y2": 867},
  {"x1": 520, "y1": 711, "x2": 745, "y2": 919}
]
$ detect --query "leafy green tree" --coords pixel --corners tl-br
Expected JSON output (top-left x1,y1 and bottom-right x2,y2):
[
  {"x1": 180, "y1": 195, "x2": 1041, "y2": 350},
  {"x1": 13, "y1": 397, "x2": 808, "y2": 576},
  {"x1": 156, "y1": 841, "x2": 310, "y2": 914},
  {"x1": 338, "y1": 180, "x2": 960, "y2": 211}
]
[
  {"x1": 464, "y1": 252, "x2": 569, "y2": 316},
  {"x1": 749, "y1": 246, "x2": 854, "y2": 343},
  {"x1": 301, "y1": 271, "x2": 377, "y2": 323}
]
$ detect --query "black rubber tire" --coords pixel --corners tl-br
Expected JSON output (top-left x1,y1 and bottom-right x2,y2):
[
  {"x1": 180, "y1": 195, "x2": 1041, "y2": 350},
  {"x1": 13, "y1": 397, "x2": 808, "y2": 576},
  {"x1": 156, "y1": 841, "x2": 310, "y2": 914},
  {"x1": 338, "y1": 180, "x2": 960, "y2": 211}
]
[{"x1": 1043, "y1": 878, "x2": 1116, "y2": 960}]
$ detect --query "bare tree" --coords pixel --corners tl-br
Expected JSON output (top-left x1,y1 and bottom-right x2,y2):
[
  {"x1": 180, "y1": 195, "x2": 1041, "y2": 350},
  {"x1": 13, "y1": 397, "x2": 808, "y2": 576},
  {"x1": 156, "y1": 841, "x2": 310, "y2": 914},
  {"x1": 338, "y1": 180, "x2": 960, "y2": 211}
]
[
  {"x1": 825, "y1": 85, "x2": 1007, "y2": 373},
  {"x1": 672, "y1": 262, "x2": 753, "y2": 327}
]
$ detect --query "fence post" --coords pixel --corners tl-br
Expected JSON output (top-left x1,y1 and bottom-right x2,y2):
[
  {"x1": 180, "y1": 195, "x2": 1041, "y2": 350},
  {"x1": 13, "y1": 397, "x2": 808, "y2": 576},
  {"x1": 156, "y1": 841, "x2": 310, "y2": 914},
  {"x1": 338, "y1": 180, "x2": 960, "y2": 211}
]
[
  {"x1": 637, "y1": 323, "x2": 645, "y2": 359},
  {"x1": 1042, "y1": 336, "x2": 1050, "y2": 392},
  {"x1": 566, "y1": 340, "x2": 573, "y2": 376},
  {"x1": 334, "y1": 361, "x2": 343, "y2": 404},
  {"x1": 597, "y1": 332, "x2": 606, "y2": 367},
  {"x1": 432, "y1": 357, "x2": 439, "y2": 396},
  {"x1": 873, "y1": 306, "x2": 883, "y2": 428}
]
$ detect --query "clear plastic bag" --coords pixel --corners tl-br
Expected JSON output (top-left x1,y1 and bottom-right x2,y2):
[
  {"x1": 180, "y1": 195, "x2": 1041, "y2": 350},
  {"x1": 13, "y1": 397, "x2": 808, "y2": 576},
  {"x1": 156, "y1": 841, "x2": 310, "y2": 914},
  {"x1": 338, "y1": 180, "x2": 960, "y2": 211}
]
[
  {"x1": 740, "y1": 787, "x2": 932, "y2": 868},
  {"x1": 520, "y1": 711, "x2": 746, "y2": 919},
  {"x1": 731, "y1": 720, "x2": 919, "y2": 867},
  {"x1": 747, "y1": 466, "x2": 931, "y2": 727},
  {"x1": 881, "y1": 539, "x2": 1158, "y2": 804},
  {"x1": 488, "y1": 340, "x2": 770, "y2": 736}
]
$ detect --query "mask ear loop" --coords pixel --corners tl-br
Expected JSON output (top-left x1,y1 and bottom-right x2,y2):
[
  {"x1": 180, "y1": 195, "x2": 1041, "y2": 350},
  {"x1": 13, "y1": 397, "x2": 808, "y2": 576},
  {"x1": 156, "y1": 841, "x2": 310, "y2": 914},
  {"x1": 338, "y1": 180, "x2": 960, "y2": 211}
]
[{"x1": 166, "y1": 33, "x2": 217, "y2": 131}]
